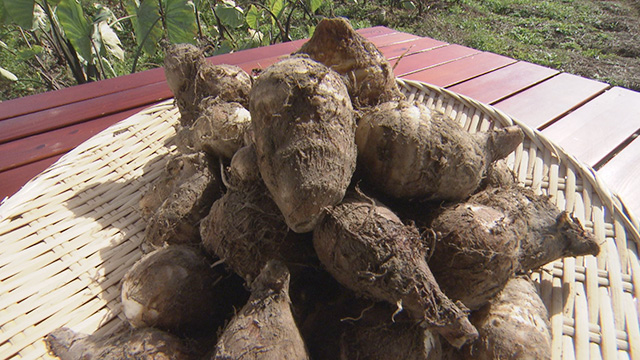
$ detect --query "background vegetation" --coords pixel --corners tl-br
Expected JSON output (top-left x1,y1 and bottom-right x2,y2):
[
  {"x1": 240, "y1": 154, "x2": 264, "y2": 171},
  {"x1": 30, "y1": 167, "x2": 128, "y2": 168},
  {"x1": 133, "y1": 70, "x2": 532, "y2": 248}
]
[{"x1": 1, "y1": 0, "x2": 639, "y2": 101}]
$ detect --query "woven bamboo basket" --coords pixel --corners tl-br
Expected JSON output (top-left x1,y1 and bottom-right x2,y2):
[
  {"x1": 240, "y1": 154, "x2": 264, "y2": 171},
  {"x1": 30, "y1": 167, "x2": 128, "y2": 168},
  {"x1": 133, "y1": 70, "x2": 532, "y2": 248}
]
[{"x1": 0, "y1": 78, "x2": 639, "y2": 360}]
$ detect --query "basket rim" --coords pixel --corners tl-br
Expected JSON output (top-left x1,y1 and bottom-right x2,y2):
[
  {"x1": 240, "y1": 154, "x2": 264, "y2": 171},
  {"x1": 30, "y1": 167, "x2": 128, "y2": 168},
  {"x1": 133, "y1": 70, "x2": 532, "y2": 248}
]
[{"x1": 396, "y1": 77, "x2": 640, "y2": 246}]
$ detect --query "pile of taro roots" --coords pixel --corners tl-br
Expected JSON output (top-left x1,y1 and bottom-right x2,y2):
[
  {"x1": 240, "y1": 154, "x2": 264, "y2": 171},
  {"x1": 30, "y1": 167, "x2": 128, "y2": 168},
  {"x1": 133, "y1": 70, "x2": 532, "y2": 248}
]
[{"x1": 45, "y1": 18, "x2": 600, "y2": 360}]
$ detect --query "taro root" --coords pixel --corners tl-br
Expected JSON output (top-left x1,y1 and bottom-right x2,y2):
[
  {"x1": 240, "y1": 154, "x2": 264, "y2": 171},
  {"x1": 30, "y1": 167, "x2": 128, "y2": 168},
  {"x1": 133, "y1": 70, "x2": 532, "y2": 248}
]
[
  {"x1": 45, "y1": 327, "x2": 190, "y2": 360},
  {"x1": 355, "y1": 100, "x2": 524, "y2": 201},
  {"x1": 164, "y1": 43, "x2": 207, "y2": 126},
  {"x1": 164, "y1": 44, "x2": 252, "y2": 126},
  {"x1": 427, "y1": 185, "x2": 600, "y2": 310},
  {"x1": 339, "y1": 302, "x2": 443, "y2": 360},
  {"x1": 473, "y1": 186, "x2": 600, "y2": 271},
  {"x1": 212, "y1": 260, "x2": 310, "y2": 359},
  {"x1": 195, "y1": 62, "x2": 252, "y2": 109},
  {"x1": 228, "y1": 144, "x2": 260, "y2": 184},
  {"x1": 121, "y1": 245, "x2": 222, "y2": 335},
  {"x1": 141, "y1": 152, "x2": 222, "y2": 252},
  {"x1": 313, "y1": 189, "x2": 478, "y2": 348},
  {"x1": 461, "y1": 275, "x2": 552, "y2": 359},
  {"x1": 295, "y1": 17, "x2": 403, "y2": 108},
  {"x1": 200, "y1": 150, "x2": 315, "y2": 282},
  {"x1": 476, "y1": 159, "x2": 517, "y2": 192},
  {"x1": 185, "y1": 97, "x2": 251, "y2": 159},
  {"x1": 250, "y1": 55, "x2": 357, "y2": 233}
]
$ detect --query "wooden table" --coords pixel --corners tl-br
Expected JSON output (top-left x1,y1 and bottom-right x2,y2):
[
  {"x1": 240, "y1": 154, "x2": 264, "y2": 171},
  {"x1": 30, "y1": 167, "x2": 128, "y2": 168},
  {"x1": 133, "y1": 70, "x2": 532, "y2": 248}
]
[{"x1": 2, "y1": 25, "x2": 640, "y2": 218}]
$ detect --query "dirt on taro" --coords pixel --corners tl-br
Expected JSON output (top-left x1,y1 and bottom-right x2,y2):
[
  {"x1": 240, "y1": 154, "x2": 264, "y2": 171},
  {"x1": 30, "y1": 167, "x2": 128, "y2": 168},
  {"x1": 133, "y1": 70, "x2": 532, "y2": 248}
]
[{"x1": 343, "y1": 0, "x2": 640, "y2": 92}]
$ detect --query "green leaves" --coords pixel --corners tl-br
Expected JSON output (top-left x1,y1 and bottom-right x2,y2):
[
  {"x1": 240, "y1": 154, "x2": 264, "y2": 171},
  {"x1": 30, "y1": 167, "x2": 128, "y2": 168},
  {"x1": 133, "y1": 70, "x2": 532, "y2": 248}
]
[
  {"x1": 3, "y1": 0, "x2": 35, "y2": 29},
  {"x1": 134, "y1": 0, "x2": 163, "y2": 55},
  {"x1": 268, "y1": 0, "x2": 284, "y2": 24},
  {"x1": 128, "y1": 0, "x2": 196, "y2": 56},
  {"x1": 215, "y1": 1, "x2": 244, "y2": 29},
  {"x1": 0, "y1": 2, "x2": 7, "y2": 25},
  {"x1": 164, "y1": 0, "x2": 197, "y2": 43},
  {"x1": 245, "y1": 4, "x2": 261, "y2": 29},
  {"x1": 17, "y1": 45, "x2": 43, "y2": 61},
  {"x1": 95, "y1": 22, "x2": 124, "y2": 60},
  {"x1": 308, "y1": 0, "x2": 324, "y2": 13},
  {"x1": 57, "y1": 0, "x2": 92, "y2": 62}
]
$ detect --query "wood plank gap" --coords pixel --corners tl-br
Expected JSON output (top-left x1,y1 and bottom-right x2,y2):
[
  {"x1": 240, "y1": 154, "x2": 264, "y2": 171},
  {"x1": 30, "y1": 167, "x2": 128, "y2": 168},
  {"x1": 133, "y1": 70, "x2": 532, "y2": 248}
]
[
  {"x1": 394, "y1": 48, "x2": 481, "y2": 77},
  {"x1": 536, "y1": 85, "x2": 611, "y2": 131},
  {"x1": 443, "y1": 57, "x2": 516, "y2": 88},
  {"x1": 0, "y1": 106, "x2": 147, "y2": 173},
  {"x1": 593, "y1": 130, "x2": 640, "y2": 170},
  {"x1": 0, "y1": 82, "x2": 172, "y2": 145},
  {"x1": 488, "y1": 71, "x2": 563, "y2": 105}
]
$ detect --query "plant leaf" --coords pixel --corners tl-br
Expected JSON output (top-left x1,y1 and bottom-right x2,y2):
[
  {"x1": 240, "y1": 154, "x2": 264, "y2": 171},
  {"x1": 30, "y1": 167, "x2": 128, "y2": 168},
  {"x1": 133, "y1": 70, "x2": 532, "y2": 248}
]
[
  {"x1": 214, "y1": 2, "x2": 244, "y2": 29},
  {"x1": 98, "y1": 21, "x2": 124, "y2": 60},
  {"x1": 135, "y1": 0, "x2": 162, "y2": 55},
  {"x1": 309, "y1": 0, "x2": 323, "y2": 13},
  {"x1": 3, "y1": 0, "x2": 35, "y2": 29},
  {"x1": 268, "y1": 0, "x2": 284, "y2": 22},
  {"x1": 57, "y1": 0, "x2": 93, "y2": 62},
  {"x1": 164, "y1": 0, "x2": 197, "y2": 44},
  {"x1": 0, "y1": 66, "x2": 18, "y2": 81},
  {"x1": 32, "y1": 4, "x2": 48, "y2": 31},
  {"x1": 402, "y1": 0, "x2": 416, "y2": 10},
  {"x1": 245, "y1": 4, "x2": 260, "y2": 29},
  {"x1": 100, "y1": 55, "x2": 117, "y2": 77},
  {"x1": 0, "y1": 1, "x2": 7, "y2": 25},
  {"x1": 17, "y1": 45, "x2": 43, "y2": 60}
]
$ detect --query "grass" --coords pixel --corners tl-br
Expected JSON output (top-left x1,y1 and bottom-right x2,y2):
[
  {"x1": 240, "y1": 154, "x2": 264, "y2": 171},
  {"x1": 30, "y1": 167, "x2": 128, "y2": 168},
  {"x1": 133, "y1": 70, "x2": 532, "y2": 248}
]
[{"x1": 334, "y1": 0, "x2": 640, "y2": 91}]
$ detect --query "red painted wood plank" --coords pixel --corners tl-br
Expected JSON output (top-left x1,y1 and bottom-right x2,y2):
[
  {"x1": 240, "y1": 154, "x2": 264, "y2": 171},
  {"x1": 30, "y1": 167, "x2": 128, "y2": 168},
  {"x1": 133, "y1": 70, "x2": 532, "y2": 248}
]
[
  {"x1": 448, "y1": 61, "x2": 559, "y2": 104},
  {"x1": 493, "y1": 73, "x2": 609, "y2": 129},
  {"x1": 392, "y1": 44, "x2": 479, "y2": 77},
  {"x1": 0, "y1": 106, "x2": 147, "y2": 173},
  {"x1": 208, "y1": 26, "x2": 396, "y2": 66},
  {"x1": 0, "y1": 154, "x2": 63, "y2": 202},
  {"x1": 382, "y1": 37, "x2": 447, "y2": 60},
  {"x1": 356, "y1": 26, "x2": 398, "y2": 38},
  {"x1": 0, "y1": 68, "x2": 166, "y2": 122},
  {"x1": 237, "y1": 32, "x2": 439, "y2": 73},
  {"x1": 0, "y1": 82, "x2": 172, "y2": 145},
  {"x1": 597, "y1": 136, "x2": 640, "y2": 218},
  {"x1": 401, "y1": 52, "x2": 515, "y2": 87},
  {"x1": 368, "y1": 31, "x2": 420, "y2": 47},
  {"x1": 541, "y1": 87, "x2": 640, "y2": 167}
]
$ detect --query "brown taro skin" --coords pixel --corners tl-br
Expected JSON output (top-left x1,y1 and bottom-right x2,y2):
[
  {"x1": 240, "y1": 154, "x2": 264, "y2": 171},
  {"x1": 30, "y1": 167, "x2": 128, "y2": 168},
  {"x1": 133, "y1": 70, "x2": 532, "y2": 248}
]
[
  {"x1": 120, "y1": 245, "x2": 222, "y2": 335},
  {"x1": 200, "y1": 148, "x2": 315, "y2": 283},
  {"x1": 338, "y1": 302, "x2": 443, "y2": 360},
  {"x1": 427, "y1": 185, "x2": 600, "y2": 310},
  {"x1": 295, "y1": 17, "x2": 404, "y2": 108},
  {"x1": 195, "y1": 63, "x2": 252, "y2": 109},
  {"x1": 163, "y1": 42, "x2": 252, "y2": 127},
  {"x1": 355, "y1": 100, "x2": 524, "y2": 201},
  {"x1": 163, "y1": 43, "x2": 206, "y2": 126},
  {"x1": 313, "y1": 190, "x2": 478, "y2": 348},
  {"x1": 461, "y1": 275, "x2": 552, "y2": 360},
  {"x1": 212, "y1": 260, "x2": 310, "y2": 360},
  {"x1": 186, "y1": 97, "x2": 251, "y2": 160},
  {"x1": 45, "y1": 327, "x2": 191, "y2": 360},
  {"x1": 141, "y1": 152, "x2": 223, "y2": 252},
  {"x1": 250, "y1": 55, "x2": 357, "y2": 233}
]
